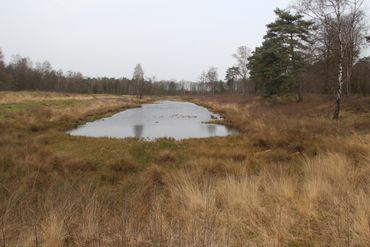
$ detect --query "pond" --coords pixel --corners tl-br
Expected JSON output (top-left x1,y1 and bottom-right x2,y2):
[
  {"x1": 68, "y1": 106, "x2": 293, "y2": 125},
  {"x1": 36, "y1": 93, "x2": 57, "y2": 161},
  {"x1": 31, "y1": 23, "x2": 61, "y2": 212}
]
[{"x1": 68, "y1": 101, "x2": 238, "y2": 140}]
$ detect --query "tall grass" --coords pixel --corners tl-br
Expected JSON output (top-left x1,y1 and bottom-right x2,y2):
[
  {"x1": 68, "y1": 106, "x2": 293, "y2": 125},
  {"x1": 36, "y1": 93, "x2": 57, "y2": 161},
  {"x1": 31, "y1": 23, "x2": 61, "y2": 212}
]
[{"x1": 1, "y1": 153, "x2": 368, "y2": 246}]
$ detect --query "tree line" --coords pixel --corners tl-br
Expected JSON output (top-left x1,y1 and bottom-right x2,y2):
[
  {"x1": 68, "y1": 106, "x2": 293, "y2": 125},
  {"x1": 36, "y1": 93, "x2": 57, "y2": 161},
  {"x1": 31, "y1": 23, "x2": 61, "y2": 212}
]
[
  {"x1": 0, "y1": 48, "x2": 253, "y2": 96},
  {"x1": 0, "y1": 52, "x2": 197, "y2": 96},
  {"x1": 0, "y1": 50, "x2": 241, "y2": 96}
]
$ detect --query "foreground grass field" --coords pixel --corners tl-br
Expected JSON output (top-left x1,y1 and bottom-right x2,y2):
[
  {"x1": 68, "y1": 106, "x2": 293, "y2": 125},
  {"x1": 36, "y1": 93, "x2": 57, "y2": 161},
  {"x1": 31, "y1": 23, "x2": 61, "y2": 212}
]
[{"x1": 0, "y1": 91, "x2": 369, "y2": 246}]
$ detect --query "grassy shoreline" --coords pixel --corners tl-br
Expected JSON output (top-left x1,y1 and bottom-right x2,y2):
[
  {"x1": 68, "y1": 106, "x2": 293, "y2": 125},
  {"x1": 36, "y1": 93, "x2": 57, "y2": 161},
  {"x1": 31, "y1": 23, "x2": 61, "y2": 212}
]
[{"x1": 0, "y1": 92, "x2": 369, "y2": 246}]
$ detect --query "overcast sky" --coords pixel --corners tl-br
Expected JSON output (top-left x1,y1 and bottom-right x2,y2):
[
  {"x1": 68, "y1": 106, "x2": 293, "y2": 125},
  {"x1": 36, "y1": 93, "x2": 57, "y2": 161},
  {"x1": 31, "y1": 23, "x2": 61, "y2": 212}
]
[{"x1": 1, "y1": 0, "x2": 368, "y2": 81}]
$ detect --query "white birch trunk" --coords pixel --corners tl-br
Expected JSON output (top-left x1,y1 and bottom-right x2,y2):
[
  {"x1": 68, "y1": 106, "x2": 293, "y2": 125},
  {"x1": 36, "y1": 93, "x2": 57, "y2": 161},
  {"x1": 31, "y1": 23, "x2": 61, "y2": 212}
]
[{"x1": 333, "y1": 5, "x2": 345, "y2": 119}]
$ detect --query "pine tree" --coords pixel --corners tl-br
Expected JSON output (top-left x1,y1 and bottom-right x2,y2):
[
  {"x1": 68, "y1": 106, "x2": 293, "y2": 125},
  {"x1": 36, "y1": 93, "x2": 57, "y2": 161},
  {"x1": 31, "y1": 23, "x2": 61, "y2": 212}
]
[
  {"x1": 225, "y1": 66, "x2": 240, "y2": 92},
  {"x1": 266, "y1": 9, "x2": 313, "y2": 101},
  {"x1": 249, "y1": 37, "x2": 290, "y2": 96},
  {"x1": 249, "y1": 9, "x2": 313, "y2": 98}
]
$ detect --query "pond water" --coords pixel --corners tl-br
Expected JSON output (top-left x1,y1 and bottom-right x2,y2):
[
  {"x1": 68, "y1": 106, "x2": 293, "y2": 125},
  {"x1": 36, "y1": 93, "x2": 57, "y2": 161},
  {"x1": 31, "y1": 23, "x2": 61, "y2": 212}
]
[{"x1": 68, "y1": 101, "x2": 238, "y2": 140}]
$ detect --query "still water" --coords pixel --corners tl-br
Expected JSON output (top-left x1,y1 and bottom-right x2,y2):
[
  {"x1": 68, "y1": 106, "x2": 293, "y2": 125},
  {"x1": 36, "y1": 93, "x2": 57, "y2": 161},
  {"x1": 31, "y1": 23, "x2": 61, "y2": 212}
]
[{"x1": 68, "y1": 101, "x2": 238, "y2": 140}]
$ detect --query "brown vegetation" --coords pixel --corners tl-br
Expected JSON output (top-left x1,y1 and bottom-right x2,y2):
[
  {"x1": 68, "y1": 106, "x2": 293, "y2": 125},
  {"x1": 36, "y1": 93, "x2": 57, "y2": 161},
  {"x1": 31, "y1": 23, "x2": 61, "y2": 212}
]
[{"x1": 0, "y1": 92, "x2": 369, "y2": 246}]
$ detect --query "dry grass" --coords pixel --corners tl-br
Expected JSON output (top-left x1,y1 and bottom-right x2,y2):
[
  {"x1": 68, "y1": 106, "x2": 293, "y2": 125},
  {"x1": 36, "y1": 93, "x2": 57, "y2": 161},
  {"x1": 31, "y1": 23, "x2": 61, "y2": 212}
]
[
  {"x1": 0, "y1": 91, "x2": 124, "y2": 104},
  {"x1": 0, "y1": 92, "x2": 370, "y2": 246}
]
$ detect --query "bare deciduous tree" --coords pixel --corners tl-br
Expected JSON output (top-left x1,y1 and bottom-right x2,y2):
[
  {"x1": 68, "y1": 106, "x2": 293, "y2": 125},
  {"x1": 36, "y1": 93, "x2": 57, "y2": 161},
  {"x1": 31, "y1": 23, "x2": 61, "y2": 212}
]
[
  {"x1": 0, "y1": 48, "x2": 4, "y2": 69},
  {"x1": 342, "y1": 3, "x2": 366, "y2": 95},
  {"x1": 132, "y1": 64, "x2": 144, "y2": 99},
  {"x1": 0, "y1": 49, "x2": 5, "y2": 82},
  {"x1": 295, "y1": 0, "x2": 366, "y2": 119},
  {"x1": 198, "y1": 71, "x2": 207, "y2": 94},
  {"x1": 233, "y1": 46, "x2": 251, "y2": 95},
  {"x1": 0, "y1": 48, "x2": 10, "y2": 89},
  {"x1": 206, "y1": 67, "x2": 218, "y2": 94}
]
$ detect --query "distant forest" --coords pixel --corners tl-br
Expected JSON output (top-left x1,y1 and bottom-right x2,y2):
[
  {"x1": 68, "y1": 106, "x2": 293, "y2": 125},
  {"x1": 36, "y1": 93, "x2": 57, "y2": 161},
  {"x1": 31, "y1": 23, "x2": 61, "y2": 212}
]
[
  {"x1": 1, "y1": 1, "x2": 370, "y2": 101},
  {"x1": 0, "y1": 52, "x2": 193, "y2": 96}
]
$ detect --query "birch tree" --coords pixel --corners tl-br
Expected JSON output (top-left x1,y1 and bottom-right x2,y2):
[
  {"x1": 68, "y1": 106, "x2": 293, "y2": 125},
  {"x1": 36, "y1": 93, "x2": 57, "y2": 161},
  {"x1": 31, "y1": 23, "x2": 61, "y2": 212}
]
[{"x1": 295, "y1": 0, "x2": 366, "y2": 119}]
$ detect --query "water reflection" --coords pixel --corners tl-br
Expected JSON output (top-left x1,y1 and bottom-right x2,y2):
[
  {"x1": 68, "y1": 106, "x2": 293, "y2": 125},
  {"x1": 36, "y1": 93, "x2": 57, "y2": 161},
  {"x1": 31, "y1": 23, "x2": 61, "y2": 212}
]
[
  {"x1": 68, "y1": 101, "x2": 238, "y2": 140},
  {"x1": 207, "y1": 125, "x2": 216, "y2": 136},
  {"x1": 133, "y1": 125, "x2": 144, "y2": 138}
]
